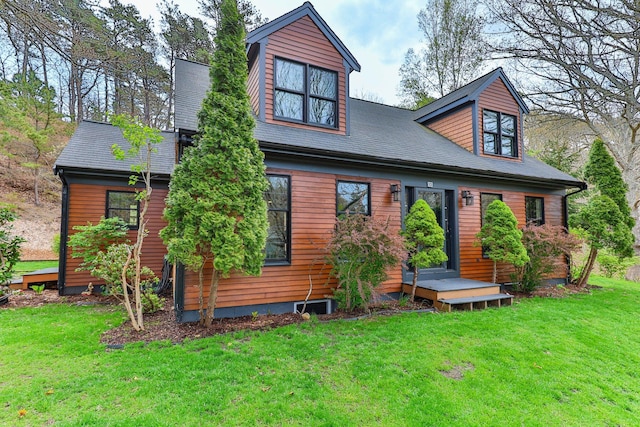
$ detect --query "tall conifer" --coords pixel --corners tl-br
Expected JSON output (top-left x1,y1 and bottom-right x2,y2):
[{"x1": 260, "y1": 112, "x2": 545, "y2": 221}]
[{"x1": 161, "y1": 0, "x2": 268, "y2": 326}]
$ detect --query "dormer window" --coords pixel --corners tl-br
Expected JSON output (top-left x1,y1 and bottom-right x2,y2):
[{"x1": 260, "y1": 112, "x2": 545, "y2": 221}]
[
  {"x1": 483, "y1": 110, "x2": 517, "y2": 157},
  {"x1": 274, "y1": 57, "x2": 338, "y2": 128}
]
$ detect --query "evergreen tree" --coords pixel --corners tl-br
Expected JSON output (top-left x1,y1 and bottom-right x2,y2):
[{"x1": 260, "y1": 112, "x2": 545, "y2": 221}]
[
  {"x1": 402, "y1": 199, "x2": 448, "y2": 301},
  {"x1": 476, "y1": 200, "x2": 529, "y2": 283},
  {"x1": 584, "y1": 138, "x2": 635, "y2": 229},
  {"x1": 160, "y1": 0, "x2": 268, "y2": 327},
  {"x1": 571, "y1": 138, "x2": 635, "y2": 287}
]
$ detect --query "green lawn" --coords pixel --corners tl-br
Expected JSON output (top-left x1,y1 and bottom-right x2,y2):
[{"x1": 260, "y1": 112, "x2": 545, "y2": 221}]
[
  {"x1": 1, "y1": 276, "x2": 639, "y2": 426},
  {"x1": 13, "y1": 260, "x2": 59, "y2": 277}
]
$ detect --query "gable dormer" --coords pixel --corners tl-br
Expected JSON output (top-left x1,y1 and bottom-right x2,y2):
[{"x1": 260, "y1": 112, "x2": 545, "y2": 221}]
[
  {"x1": 246, "y1": 2, "x2": 360, "y2": 135},
  {"x1": 414, "y1": 68, "x2": 529, "y2": 162}
]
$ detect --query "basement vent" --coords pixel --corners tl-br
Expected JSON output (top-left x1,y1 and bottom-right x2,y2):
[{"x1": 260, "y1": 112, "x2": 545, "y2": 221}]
[{"x1": 294, "y1": 299, "x2": 331, "y2": 315}]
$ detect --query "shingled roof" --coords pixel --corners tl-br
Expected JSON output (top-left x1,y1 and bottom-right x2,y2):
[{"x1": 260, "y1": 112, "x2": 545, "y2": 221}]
[
  {"x1": 172, "y1": 59, "x2": 582, "y2": 189},
  {"x1": 54, "y1": 120, "x2": 175, "y2": 177}
]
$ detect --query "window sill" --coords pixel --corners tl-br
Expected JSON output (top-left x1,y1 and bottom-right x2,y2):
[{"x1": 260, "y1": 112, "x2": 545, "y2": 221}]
[{"x1": 264, "y1": 260, "x2": 291, "y2": 267}]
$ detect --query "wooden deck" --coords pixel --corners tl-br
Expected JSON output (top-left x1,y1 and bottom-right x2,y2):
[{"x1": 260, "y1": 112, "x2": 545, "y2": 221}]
[
  {"x1": 9, "y1": 267, "x2": 59, "y2": 290},
  {"x1": 402, "y1": 278, "x2": 513, "y2": 312}
]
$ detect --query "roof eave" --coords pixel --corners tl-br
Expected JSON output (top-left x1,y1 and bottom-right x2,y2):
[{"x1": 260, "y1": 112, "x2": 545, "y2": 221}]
[{"x1": 246, "y1": 1, "x2": 360, "y2": 72}]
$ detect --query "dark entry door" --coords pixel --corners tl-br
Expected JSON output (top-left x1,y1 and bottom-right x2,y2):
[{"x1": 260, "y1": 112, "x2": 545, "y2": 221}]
[{"x1": 409, "y1": 188, "x2": 454, "y2": 274}]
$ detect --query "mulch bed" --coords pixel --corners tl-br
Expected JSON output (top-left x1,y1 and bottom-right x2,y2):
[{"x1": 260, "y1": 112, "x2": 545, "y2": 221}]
[{"x1": 1, "y1": 285, "x2": 595, "y2": 346}]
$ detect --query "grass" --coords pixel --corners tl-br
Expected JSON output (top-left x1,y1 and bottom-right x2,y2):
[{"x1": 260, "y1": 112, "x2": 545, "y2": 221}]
[
  {"x1": 2, "y1": 276, "x2": 640, "y2": 426},
  {"x1": 13, "y1": 260, "x2": 59, "y2": 277}
]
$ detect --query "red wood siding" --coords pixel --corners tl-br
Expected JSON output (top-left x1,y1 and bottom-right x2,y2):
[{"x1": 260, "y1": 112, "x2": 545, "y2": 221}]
[
  {"x1": 478, "y1": 79, "x2": 523, "y2": 161},
  {"x1": 63, "y1": 183, "x2": 168, "y2": 291},
  {"x1": 183, "y1": 169, "x2": 402, "y2": 312},
  {"x1": 262, "y1": 16, "x2": 347, "y2": 135},
  {"x1": 427, "y1": 106, "x2": 474, "y2": 152},
  {"x1": 458, "y1": 187, "x2": 567, "y2": 283}
]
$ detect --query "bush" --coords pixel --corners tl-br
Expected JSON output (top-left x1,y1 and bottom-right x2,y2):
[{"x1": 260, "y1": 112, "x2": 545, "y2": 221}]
[
  {"x1": 51, "y1": 233, "x2": 60, "y2": 256},
  {"x1": 516, "y1": 224, "x2": 582, "y2": 292},
  {"x1": 596, "y1": 249, "x2": 638, "y2": 279},
  {"x1": 0, "y1": 208, "x2": 25, "y2": 286},
  {"x1": 326, "y1": 214, "x2": 404, "y2": 311}
]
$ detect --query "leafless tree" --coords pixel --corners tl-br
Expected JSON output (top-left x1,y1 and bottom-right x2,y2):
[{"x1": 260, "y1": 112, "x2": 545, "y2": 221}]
[{"x1": 488, "y1": 0, "x2": 640, "y2": 238}]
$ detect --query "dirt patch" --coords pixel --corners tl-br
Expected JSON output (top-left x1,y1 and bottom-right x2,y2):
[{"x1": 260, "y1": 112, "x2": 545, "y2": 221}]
[
  {"x1": 521, "y1": 283, "x2": 598, "y2": 298},
  {"x1": 440, "y1": 362, "x2": 475, "y2": 380}
]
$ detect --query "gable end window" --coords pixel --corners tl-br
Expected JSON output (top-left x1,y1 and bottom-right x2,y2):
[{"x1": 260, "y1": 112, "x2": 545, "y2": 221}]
[
  {"x1": 274, "y1": 58, "x2": 338, "y2": 128},
  {"x1": 106, "y1": 190, "x2": 139, "y2": 230},
  {"x1": 483, "y1": 110, "x2": 517, "y2": 157},
  {"x1": 525, "y1": 196, "x2": 545, "y2": 226},
  {"x1": 337, "y1": 181, "x2": 370, "y2": 215},
  {"x1": 265, "y1": 175, "x2": 291, "y2": 264}
]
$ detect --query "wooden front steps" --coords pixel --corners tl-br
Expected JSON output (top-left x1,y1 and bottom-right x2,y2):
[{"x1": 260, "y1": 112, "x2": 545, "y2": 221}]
[
  {"x1": 402, "y1": 278, "x2": 513, "y2": 312},
  {"x1": 9, "y1": 267, "x2": 59, "y2": 290}
]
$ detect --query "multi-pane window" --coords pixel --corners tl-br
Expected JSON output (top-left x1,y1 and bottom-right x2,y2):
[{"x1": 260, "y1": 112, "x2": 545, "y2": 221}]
[
  {"x1": 525, "y1": 196, "x2": 545, "y2": 226},
  {"x1": 337, "y1": 181, "x2": 370, "y2": 215},
  {"x1": 483, "y1": 110, "x2": 517, "y2": 157},
  {"x1": 106, "y1": 191, "x2": 139, "y2": 229},
  {"x1": 264, "y1": 175, "x2": 290, "y2": 263},
  {"x1": 274, "y1": 58, "x2": 338, "y2": 127}
]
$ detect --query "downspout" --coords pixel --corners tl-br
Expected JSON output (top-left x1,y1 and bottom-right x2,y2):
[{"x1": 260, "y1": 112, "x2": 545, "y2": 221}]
[
  {"x1": 54, "y1": 167, "x2": 69, "y2": 295},
  {"x1": 563, "y1": 183, "x2": 588, "y2": 284}
]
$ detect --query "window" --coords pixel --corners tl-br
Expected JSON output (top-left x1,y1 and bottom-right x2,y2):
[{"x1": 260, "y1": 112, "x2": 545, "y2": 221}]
[
  {"x1": 264, "y1": 175, "x2": 290, "y2": 263},
  {"x1": 337, "y1": 181, "x2": 370, "y2": 215},
  {"x1": 106, "y1": 191, "x2": 139, "y2": 229},
  {"x1": 274, "y1": 58, "x2": 338, "y2": 127},
  {"x1": 525, "y1": 196, "x2": 545, "y2": 226},
  {"x1": 483, "y1": 110, "x2": 517, "y2": 157}
]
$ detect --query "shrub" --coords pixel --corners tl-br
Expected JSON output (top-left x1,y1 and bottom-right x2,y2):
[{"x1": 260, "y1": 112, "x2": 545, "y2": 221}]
[
  {"x1": 516, "y1": 224, "x2": 582, "y2": 292},
  {"x1": 326, "y1": 214, "x2": 404, "y2": 311},
  {"x1": 596, "y1": 249, "x2": 638, "y2": 279},
  {"x1": 0, "y1": 208, "x2": 25, "y2": 286},
  {"x1": 51, "y1": 233, "x2": 60, "y2": 257},
  {"x1": 476, "y1": 200, "x2": 529, "y2": 283}
]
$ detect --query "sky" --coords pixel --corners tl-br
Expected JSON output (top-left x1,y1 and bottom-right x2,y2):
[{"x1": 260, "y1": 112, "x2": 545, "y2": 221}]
[{"x1": 120, "y1": 0, "x2": 425, "y2": 105}]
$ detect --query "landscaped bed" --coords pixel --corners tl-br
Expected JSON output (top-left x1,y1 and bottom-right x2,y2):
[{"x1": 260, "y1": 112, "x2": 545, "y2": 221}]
[{"x1": 1, "y1": 277, "x2": 638, "y2": 426}]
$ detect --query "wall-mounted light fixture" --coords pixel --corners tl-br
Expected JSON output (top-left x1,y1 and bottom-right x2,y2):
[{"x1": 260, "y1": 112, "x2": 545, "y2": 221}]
[
  {"x1": 390, "y1": 184, "x2": 401, "y2": 202},
  {"x1": 461, "y1": 190, "x2": 474, "y2": 206}
]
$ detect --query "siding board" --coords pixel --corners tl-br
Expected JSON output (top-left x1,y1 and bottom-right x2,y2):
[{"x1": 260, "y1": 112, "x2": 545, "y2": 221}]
[
  {"x1": 427, "y1": 107, "x2": 474, "y2": 152},
  {"x1": 478, "y1": 79, "x2": 523, "y2": 161},
  {"x1": 183, "y1": 169, "x2": 402, "y2": 311},
  {"x1": 63, "y1": 183, "x2": 168, "y2": 291}
]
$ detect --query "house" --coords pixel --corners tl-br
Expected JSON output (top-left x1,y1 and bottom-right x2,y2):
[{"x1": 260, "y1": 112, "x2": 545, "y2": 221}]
[{"x1": 54, "y1": 2, "x2": 585, "y2": 320}]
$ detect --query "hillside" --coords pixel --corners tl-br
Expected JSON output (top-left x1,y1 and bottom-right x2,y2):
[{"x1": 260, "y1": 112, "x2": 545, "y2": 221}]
[{"x1": 1, "y1": 155, "x2": 61, "y2": 261}]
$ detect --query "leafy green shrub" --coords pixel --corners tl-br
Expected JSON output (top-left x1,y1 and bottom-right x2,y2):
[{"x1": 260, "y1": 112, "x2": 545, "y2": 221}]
[
  {"x1": 402, "y1": 199, "x2": 448, "y2": 301},
  {"x1": 326, "y1": 214, "x2": 405, "y2": 311},
  {"x1": 141, "y1": 292, "x2": 165, "y2": 314},
  {"x1": 51, "y1": 233, "x2": 60, "y2": 257},
  {"x1": 476, "y1": 200, "x2": 529, "y2": 283},
  {"x1": 596, "y1": 249, "x2": 638, "y2": 279},
  {"x1": 0, "y1": 208, "x2": 25, "y2": 285},
  {"x1": 516, "y1": 224, "x2": 582, "y2": 292},
  {"x1": 68, "y1": 217, "x2": 158, "y2": 304}
]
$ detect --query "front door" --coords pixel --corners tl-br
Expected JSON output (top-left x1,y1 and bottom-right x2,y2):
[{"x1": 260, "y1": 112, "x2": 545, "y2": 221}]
[{"x1": 406, "y1": 187, "x2": 455, "y2": 277}]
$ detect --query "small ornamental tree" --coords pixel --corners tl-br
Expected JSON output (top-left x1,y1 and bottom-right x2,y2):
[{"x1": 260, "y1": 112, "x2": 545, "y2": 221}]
[
  {"x1": 402, "y1": 199, "x2": 448, "y2": 301},
  {"x1": 517, "y1": 224, "x2": 582, "y2": 292},
  {"x1": 570, "y1": 195, "x2": 634, "y2": 287},
  {"x1": 0, "y1": 208, "x2": 25, "y2": 286},
  {"x1": 326, "y1": 214, "x2": 405, "y2": 311},
  {"x1": 160, "y1": 0, "x2": 268, "y2": 327},
  {"x1": 476, "y1": 200, "x2": 529, "y2": 283}
]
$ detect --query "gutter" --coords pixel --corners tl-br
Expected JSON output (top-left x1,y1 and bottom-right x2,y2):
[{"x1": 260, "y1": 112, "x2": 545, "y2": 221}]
[{"x1": 54, "y1": 166, "x2": 69, "y2": 295}]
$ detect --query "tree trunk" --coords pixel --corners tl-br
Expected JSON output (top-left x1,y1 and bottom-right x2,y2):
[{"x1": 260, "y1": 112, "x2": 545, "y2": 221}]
[
  {"x1": 576, "y1": 247, "x2": 598, "y2": 288},
  {"x1": 492, "y1": 261, "x2": 497, "y2": 284},
  {"x1": 410, "y1": 264, "x2": 418, "y2": 302},
  {"x1": 204, "y1": 268, "x2": 220, "y2": 328}
]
